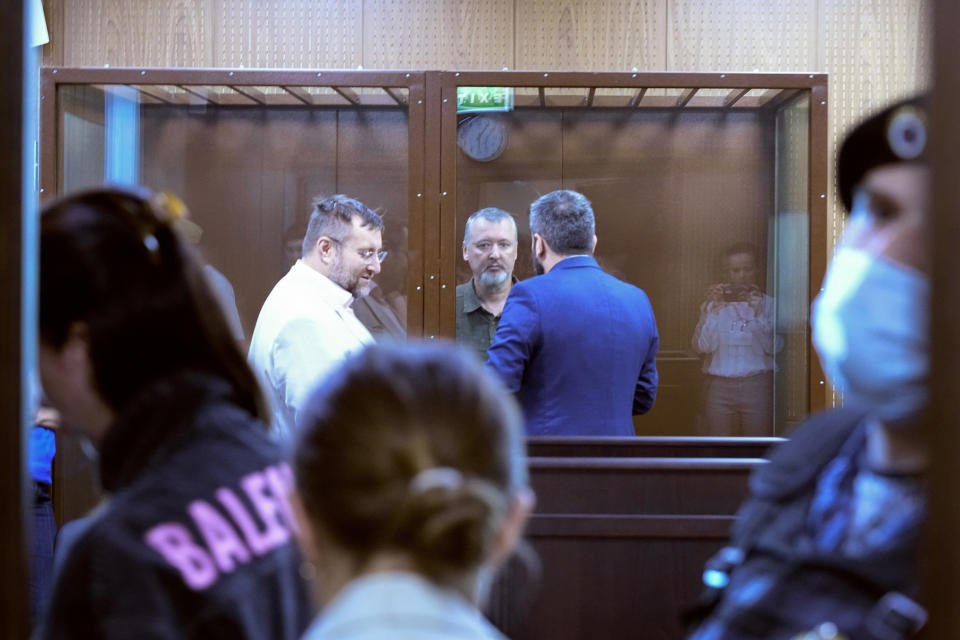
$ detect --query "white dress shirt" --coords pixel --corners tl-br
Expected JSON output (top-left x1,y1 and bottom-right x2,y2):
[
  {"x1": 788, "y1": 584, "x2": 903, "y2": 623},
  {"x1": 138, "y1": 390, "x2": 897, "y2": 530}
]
[
  {"x1": 248, "y1": 261, "x2": 373, "y2": 440},
  {"x1": 302, "y1": 571, "x2": 508, "y2": 640},
  {"x1": 693, "y1": 295, "x2": 778, "y2": 377}
]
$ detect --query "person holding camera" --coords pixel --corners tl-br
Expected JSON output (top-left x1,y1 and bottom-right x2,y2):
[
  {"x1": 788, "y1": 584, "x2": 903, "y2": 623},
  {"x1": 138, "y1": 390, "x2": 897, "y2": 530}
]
[{"x1": 692, "y1": 243, "x2": 777, "y2": 436}]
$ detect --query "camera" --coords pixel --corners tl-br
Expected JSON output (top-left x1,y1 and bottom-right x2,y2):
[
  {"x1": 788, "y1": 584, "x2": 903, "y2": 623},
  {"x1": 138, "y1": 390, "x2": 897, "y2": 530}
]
[{"x1": 721, "y1": 285, "x2": 753, "y2": 302}]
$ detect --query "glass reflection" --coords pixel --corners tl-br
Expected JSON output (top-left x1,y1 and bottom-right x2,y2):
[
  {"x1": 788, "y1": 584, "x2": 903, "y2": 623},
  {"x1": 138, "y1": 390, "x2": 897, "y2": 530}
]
[
  {"x1": 454, "y1": 89, "x2": 812, "y2": 437},
  {"x1": 692, "y1": 244, "x2": 778, "y2": 436},
  {"x1": 56, "y1": 82, "x2": 413, "y2": 527},
  {"x1": 59, "y1": 84, "x2": 411, "y2": 347}
]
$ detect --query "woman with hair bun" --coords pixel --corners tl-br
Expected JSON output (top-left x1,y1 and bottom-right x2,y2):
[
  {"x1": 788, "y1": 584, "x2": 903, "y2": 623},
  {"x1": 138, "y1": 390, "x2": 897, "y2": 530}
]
[
  {"x1": 293, "y1": 343, "x2": 534, "y2": 640},
  {"x1": 36, "y1": 188, "x2": 312, "y2": 638}
]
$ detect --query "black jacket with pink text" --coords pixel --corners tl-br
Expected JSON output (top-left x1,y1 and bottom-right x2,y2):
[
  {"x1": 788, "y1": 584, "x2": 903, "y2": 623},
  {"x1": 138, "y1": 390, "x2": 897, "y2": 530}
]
[{"x1": 37, "y1": 372, "x2": 314, "y2": 639}]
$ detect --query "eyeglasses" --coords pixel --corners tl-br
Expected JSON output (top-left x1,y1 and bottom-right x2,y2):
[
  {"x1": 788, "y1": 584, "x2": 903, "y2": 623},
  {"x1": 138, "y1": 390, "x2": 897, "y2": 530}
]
[
  {"x1": 329, "y1": 238, "x2": 388, "y2": 264},
  {"x1": 358, "y1": 248, "x2": 389, "y2": 263}
]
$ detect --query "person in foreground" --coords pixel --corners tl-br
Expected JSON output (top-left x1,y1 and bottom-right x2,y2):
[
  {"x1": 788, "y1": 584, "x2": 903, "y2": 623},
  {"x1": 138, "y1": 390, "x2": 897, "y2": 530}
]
[
  {"x1": 486, "y1": 189, "x2": 659, "y2": 436},
  {"x1": 292, "y1": 343, "x2": 535, "y2": 640},
  {"x1": 688, "y1": 97, "x2": 930, "y2": 639},
  {"x1": 36, "y1": 188, "x2": 312, "y2": 638}
]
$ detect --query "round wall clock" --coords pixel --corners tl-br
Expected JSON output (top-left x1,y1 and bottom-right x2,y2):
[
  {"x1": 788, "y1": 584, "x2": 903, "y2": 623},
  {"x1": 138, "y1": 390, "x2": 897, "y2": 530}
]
[{"x1": 457, "y1": 114, "x2": 509, "y2": 162}]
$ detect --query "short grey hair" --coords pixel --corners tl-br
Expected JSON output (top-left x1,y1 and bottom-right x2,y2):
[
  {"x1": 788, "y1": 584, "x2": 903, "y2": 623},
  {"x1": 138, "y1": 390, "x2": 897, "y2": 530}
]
[
  {"x1": 463, "y1": 207, "x2": 517, "y2": 245},
  {"x1": 529, "y1": 190, "x2": 595, "y2": 255},
  {"x1": 302, "y1": 194, "x2": 384, "y2": 257}
]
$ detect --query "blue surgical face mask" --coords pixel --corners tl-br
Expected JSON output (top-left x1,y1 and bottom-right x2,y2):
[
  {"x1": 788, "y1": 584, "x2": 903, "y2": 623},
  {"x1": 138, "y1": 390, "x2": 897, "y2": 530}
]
[{"x1": 811, "y1": 200, "x2": 930, "y2": 425}]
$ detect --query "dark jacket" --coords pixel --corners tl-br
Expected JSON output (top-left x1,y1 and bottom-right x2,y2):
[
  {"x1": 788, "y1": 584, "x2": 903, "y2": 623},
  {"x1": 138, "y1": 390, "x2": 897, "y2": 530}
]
[
  {"x1": 689, "y1": 408, "x2": 925, "y2": 639},
  {"x1": 486, "y1": 255, "x2": 659, "y2": 436},
  {"x1": 37, "y1": 372, "x2": 314, "y2": 639}
]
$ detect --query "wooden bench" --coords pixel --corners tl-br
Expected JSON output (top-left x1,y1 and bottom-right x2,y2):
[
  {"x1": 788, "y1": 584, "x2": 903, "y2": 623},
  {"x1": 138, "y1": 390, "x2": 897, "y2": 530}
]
[{"x1": 488, "y1": 451, "x2": 767, "y2": 639}]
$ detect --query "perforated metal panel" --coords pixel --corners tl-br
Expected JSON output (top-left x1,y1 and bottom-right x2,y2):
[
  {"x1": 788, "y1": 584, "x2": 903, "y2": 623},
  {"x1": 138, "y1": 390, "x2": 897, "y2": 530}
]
[
  {"x1": 363, "y1": 0, "x2": 513, "y2": 70},
  {"x1": 820, "y1": 0, "x2": 931, "y2": 249},
  {"x1": 210, "y1": 0, "x2": 361, "y2": 69},
  {"x1": 515, "y1": 0, "x2": 667, "y2": 71},
  {"x1": 666, "y1": 0, "x2": 818, "y2": 72}
]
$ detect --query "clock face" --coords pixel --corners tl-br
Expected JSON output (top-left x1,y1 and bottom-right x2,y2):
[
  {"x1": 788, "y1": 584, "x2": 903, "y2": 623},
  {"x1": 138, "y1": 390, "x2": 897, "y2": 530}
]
[{"x1": 457, "y1": 114, "x2": 509, "y2": 162}]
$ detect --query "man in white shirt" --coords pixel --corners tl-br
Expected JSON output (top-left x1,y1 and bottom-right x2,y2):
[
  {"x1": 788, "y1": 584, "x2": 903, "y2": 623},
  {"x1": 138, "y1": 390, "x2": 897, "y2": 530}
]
[
  {"x1": 249, "y1": 195, "x2": 386, "y2": 440},
  {"x1": 692, "y1": 243, "x2": 778, "y2": 436}
]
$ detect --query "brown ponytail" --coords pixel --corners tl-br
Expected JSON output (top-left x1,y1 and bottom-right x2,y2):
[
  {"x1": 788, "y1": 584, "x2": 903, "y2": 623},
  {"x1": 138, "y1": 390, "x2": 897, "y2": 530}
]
[{"x1": 293, "y1": 343, "x2": 527, "y2": 587}]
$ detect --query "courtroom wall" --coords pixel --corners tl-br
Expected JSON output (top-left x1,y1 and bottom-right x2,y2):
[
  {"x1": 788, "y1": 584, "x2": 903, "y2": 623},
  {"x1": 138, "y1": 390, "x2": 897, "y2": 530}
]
[{"x1": 39, "y1": 0, "x2": 929, "y2": 266}]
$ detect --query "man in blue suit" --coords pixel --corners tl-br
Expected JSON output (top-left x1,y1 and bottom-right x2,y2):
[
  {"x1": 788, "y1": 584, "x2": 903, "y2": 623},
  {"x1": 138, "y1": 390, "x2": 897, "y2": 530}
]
[{"x1": 486, "y1": 190, "x2": 659, "y2": 436}]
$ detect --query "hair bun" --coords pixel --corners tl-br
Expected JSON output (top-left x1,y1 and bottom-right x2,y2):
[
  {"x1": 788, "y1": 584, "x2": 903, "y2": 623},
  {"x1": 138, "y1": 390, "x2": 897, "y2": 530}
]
[{"x1": 394, "y1": 475, "x2": 505, "y2": 579}]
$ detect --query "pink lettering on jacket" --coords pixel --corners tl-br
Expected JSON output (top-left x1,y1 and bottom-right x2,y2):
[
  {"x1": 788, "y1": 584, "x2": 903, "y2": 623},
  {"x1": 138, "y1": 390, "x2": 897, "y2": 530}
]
[
  {"x1": 144, "y1": 464, "x2": 298, "y2": 590},
  {"x1": 188, "y1": 499, "x2": 251, "y2": 572},
  {"x1": 144, "y1": 523, "x2": 218, "y2": 590},
  {"x1": 216, "y1": 487, "x2": 276, "y2": 555},
  {"x1": 264, "y1": 463, "x2": 299, "y2": 534}
]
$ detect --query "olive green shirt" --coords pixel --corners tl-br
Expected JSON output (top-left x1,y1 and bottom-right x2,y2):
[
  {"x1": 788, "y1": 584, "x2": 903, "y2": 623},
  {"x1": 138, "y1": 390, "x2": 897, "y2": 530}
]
[{"x1": 455, "y1": 279, "x2": 515, "y2": 362}]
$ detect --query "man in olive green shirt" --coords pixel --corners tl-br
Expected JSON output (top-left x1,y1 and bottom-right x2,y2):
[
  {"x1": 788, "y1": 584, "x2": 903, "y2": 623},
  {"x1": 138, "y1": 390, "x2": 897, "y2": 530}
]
[{"x1": 456, "y1": 208, "x2": 518, "y2": 361}]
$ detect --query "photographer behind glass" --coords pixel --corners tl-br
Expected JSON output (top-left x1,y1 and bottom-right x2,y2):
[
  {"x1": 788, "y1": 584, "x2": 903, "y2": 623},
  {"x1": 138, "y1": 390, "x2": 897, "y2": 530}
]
[
  {"x1": 692, "y1": 243, "x2": 777, "y2": 437},
  {"x1": 688, "y1": 96, "x2": 930, "y2": 639}
]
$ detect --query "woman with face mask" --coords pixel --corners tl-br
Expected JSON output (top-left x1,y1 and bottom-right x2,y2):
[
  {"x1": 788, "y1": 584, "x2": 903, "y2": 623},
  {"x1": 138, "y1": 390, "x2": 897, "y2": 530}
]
[
  {"x1": 687, "y1": 97, "x2": 930, "y2": 640},
  {"x1": 292, "y1": 343, "x2": 534, "y2": 640},
  {"x1": 35, "y1": 188, "x2": 313, "y2": 639}
]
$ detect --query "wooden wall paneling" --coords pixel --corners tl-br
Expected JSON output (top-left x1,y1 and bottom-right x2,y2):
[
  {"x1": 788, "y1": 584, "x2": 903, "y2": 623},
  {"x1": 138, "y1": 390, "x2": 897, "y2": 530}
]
[
  {"x1": 515, "y1": 0, "x2": 667, "y2": 71},
  {"x1": 62, "y1": 0, "x2": 214, "y2": 67},
  {"x1": 40, "y1": 0, "x2": 64, "y2": 66},
  {"x1": 666, "y1": 0, "x2": 819, "y2": 72},
  {"x1": 211, "y1": 0, "x2": 362, "y2": 69},
  {"x1": 363, "y1": 0, "x2": 513, "y2": 71}
]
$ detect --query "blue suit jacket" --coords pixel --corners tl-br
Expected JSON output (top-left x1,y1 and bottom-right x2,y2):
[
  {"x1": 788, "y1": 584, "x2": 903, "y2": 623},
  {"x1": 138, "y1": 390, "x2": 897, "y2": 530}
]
[{"x1": 486, "y1": 255, "x2": 659, "y2": 436}]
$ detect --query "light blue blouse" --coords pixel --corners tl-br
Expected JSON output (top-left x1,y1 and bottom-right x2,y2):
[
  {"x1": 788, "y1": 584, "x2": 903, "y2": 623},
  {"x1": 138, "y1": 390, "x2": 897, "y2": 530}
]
[{"x1": 302, "y1": 571, "x2": 508, "y2": 640}]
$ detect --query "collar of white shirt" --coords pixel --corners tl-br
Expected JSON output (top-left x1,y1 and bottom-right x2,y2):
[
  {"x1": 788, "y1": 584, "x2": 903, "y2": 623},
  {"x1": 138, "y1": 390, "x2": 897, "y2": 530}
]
[{"x1": 290, "y1": 260, "x2": 356, "y2": 311}]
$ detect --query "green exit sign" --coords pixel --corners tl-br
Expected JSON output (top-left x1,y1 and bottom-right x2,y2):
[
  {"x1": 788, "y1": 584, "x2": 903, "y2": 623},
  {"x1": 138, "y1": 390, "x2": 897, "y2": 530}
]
[{"x1": 457, "y1": 86, "x2": 514, "y2": 113}]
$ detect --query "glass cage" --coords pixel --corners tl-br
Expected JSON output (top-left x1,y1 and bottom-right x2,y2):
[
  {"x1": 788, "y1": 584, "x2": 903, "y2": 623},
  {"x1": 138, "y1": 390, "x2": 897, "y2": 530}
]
[
  {"x1": 41, "y1": 68, "x2": 827, "y2": 445},
  {"x1": 43, "y1": 68, "x2": 426, "y2": 344},
  {"x1": 437, "y1": 71, "x2": 828, "y2": 438},
  {"x1": 38, "y1": 67, "x2": 830, "y2": 639}
]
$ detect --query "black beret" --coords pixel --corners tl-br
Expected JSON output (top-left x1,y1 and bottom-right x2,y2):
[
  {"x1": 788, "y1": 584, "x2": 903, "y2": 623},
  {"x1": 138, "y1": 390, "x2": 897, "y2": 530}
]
[{"x1": 836, "y1": 95, "x2": 928, "y2": 212}]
